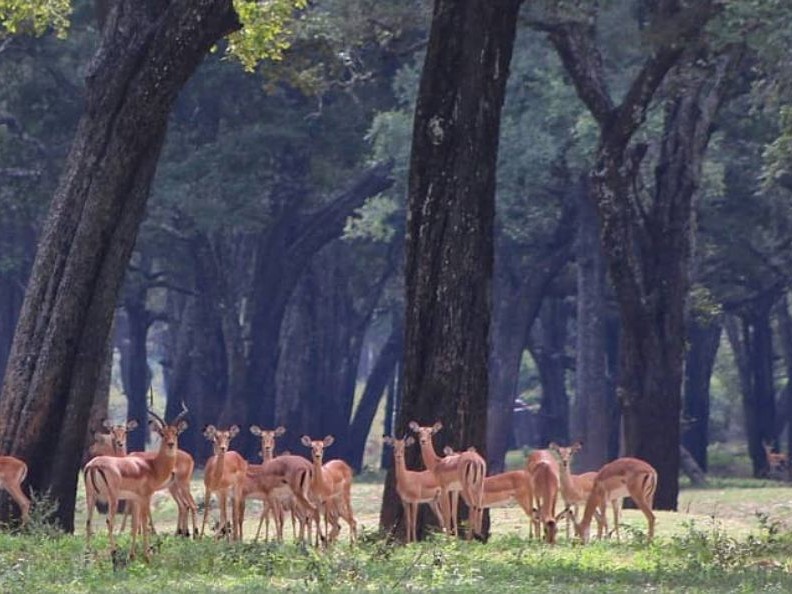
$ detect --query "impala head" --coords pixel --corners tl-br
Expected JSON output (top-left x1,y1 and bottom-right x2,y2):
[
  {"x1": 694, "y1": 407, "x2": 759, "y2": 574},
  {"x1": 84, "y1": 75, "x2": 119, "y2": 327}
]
[
  {"x1": 574, "y1": 519, "x2": 591, "y2": 544},
  {"x1": 408, "y1": 421, "x2": 442, "y2": 447},
  {"x1": 250, "y1": 425, "x2": 286, "y2": 459},
  {"x1": 549, "y1": 441, "x2": 583, "y2": 471},
  {"x1": 148, "y1": 402, "x2": 188, "y2": 454},
  {"x1": 762, "y1": 440, "x2": 776, "y2": 455},
  {"x1": 382, "y1": 435, "x2": 415, "y2": 460},
  {"x1": 203, "y1": 424, "x2": 240, "y2": 454},
  {"x1": 301, "y1": 434, "x2": 334, "y2": 463},
  {"x1": 97, "y1": 419, "x2": 139, "y2": 454}
]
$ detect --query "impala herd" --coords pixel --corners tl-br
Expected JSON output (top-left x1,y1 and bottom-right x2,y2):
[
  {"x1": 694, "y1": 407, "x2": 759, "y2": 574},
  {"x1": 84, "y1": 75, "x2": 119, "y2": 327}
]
[{"x1": 0, "y1": 408, "x2": 692, "y2": 560}]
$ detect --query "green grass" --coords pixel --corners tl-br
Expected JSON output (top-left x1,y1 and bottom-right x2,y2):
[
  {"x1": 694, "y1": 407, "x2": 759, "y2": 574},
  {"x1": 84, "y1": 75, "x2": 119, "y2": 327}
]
[{"x1": 3, "y1": 476, "x2": 792, "y2": 592}]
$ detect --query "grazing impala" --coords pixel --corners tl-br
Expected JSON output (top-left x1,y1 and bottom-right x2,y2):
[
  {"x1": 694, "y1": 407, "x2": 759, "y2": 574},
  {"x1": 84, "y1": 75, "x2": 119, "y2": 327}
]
[
  {"x1": 300, "y1": 435, "x2": 357, "y2": 544},
  {"x1": 549, "y1": 441, "x2": 600, "y2": 538},
  {"x1": 84, "y1": 404, "x2": 188, "y2": 560},
  {"x1": 384, "y1": 436, "x2": 444, "y2": 542},
  {"x1": 575, "y1": 457, "x2": 658, "y2": 543},
  {"x1": 408, "y1": 421, "x2": 486, "y2": 539},
  {"x1": 201, "y1": 425, "x2": 247, "y2": 540},
  {"x1": 0, "y1": 455, "x2": 30, "y2": 523},
  {"x1": 525, "y1": 448, "x2": 560, "y2": 544}
]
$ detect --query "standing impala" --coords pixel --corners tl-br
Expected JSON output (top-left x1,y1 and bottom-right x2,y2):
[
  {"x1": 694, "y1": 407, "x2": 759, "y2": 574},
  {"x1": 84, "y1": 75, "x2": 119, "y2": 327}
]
[
  {"x1": 234, "y1": 450, "x2": 322, "y2": 545},
  {"x1": 84, "y1": 404, "x2": 188, "y2": 561},
  {"x1": 408, "y1": 421, "x2": 486, "y2": 539},
  {"x1": 88, "y1": 419, "x2": 138, "y2": 458},
  {"x1": 0, "y1": 455, "x2": 31, "y2": 524},
  {"x1": 762, "y1": 440, "x2": 789, "y2": 478},
  {"x1": 549, "y1": 441, "x2": 600, "y2": 538},
  {"x1": 249, "y1": 425, "x2": 289, "y2": 540},
  {"x1": 575, "y1": 457, "x2": 658, "y2": 543},
  {"x1": 384, "y1": 436, "x2": 444, "y2": 542},
  {"x1": 201, "y1": 425, "x2": 247, "y2": 540},
  {"x1": 300, "y1": 435, "x2": 357, "y2": 544},
  {"x1": 525, "y1": 448, "x2": 560, "y2": 544}
]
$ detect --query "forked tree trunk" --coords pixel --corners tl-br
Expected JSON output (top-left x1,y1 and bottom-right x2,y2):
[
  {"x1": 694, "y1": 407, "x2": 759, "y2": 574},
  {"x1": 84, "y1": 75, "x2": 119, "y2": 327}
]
[
  {"x1": 0, "y1": 0, "x2": 240, "y2": 529},
  {"x1": 380, "y1": 0, "x2": 521, "y2": 540}
]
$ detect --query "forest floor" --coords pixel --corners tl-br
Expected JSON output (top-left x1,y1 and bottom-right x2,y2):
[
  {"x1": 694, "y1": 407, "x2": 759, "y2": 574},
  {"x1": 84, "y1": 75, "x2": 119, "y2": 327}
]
[{"x1": 2, "y1": 467, "x2": 792, "y2": 592}]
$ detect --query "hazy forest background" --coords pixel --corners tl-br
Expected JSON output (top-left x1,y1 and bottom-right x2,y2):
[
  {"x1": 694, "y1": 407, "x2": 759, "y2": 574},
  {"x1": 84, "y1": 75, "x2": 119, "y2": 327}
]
[{"x1": 1, "y1": 0, "x2": 792, "y2": 534}]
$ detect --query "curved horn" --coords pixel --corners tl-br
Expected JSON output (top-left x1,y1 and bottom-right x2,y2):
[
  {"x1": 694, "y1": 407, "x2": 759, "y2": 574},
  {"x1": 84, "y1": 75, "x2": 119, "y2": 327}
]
[
  {"x1": 171, "y1": 400, "x2": 189, "y2": 426},
  {"x1": 147, "y1": 408, "x2": 166, "y2": 428}
]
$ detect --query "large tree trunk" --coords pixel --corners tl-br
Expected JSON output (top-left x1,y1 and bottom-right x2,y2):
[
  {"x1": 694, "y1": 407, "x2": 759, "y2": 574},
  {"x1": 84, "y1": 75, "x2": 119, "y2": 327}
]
[
  {"x1": 0, "y1": 0, "x2": 241, "y2": 529},
  {"x1": 541, "y1": 8, "x2": 736, "y2": 508},
  {"x1": 682, "y1": 314, "x2": 722, "y2": 471},
  {"x1": 380, "y1": 0, "x2": 521, "y2": 540}
]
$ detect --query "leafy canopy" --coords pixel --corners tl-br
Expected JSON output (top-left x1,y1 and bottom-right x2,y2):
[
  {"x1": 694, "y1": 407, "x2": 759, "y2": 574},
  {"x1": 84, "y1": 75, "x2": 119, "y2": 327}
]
[{"x1": 0, "y1": 0, "x2": 308, "y2": 69}]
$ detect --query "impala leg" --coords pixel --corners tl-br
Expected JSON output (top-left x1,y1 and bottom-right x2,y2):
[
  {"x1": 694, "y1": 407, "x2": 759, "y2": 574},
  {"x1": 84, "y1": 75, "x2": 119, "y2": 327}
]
[
  {"x1": 429, "y1": 497, "x2": 445, "y2": 534},
  {"x1": 255, "y1": 504, "x2": 266, "y2": 542},
  {"x1": 200, "y1": 489, "x2": 211, "y2": 538},
  {"x1": 4, "y1": 482, "x2": 30, "y2": 524},
  {"x1": 450, "y1": 490, "x2": 460, "y2": 537},
  {"x1": 106, "y1": 495, "x2": 119, "y2": 555}
]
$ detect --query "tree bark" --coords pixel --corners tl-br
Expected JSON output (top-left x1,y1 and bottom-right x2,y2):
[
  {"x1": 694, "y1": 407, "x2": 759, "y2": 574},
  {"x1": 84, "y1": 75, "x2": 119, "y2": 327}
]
[
  {"x1": 380, "y1": 0, "x2": 521, "y2": 539},
  {"x1": 726, "y1": 297, "x2": 778, "y2": 477},
  {"x1": 681, "y1": 314, "x2": 722, "y2": 471},
  {"x1": 538, "y1": 6, "x2": 736, "y2": 508},
  {"x1": 0, "y1": 0, "x2": 241, "y2": 529},
  {"x1": 572, "y1": 176, "x2": 610, "y2": 472},
  {"x1": 774, "y1": 296, "x2": 792, "y2": 462},
  {"x1": 529, "y1": 296, "x2": 571, "y2": 447}
]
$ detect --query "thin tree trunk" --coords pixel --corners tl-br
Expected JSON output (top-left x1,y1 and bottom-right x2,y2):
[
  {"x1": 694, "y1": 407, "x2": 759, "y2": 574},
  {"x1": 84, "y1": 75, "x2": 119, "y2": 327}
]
[
  {"x1": 572, "y1": 176, "x2": 609, "y2": 472},
  {"x1": 682, "y1": 315, "x2": 722, "y2": 471}
]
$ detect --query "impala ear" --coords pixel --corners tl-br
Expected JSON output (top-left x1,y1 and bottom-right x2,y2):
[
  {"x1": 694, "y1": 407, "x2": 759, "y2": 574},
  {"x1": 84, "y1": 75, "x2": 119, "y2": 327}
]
[
  {"x1": 405, "y1": 436, "x2": 416, "y2": 448},
  {"x1": 572, "y1": 440, "x2": 583, "y2": 452},
  {"x1": 229, "y1": 425, "x2": 240, "y2": 438},
  {"x1": 408, "y1": 421, "x2": 420, "y2": 433},
  {"x1": 250, "y1": 425, "x2": 263, "y2": 436},
  {"x1": 101, "y1": 419, "x2": 113, "y2": 430},
  {"x1": 93, "y1": 430, "x2": 106, "y2": 441},
  {"x1": 323, "y1": 435, "x2": 335, "y2": 448},
  {"x1": 431, "y1": 421, "x2": 443, "y2": 434},
  {"x1": 176, "y1": 420, "x2": 188, "y2": 434},
  {"x1": 443, "y1": 446, "x2": 454, "y2": 456},
  {"x1": 126, "y1": 419, "x2": 139, "y2": 431},
  {"x1": 548, "y1": 442, "x2": 559, "y2": 452},
  {"x1": 148, "y1": 419, "x2": 164, "y2": 435},
  {"x1": 203, "y1": 425, "x2": 217, "y2": 440},
  {"x1": 301, "y1": 435, "x2": 312, "y2": 447},
  {"x1": 382, "y1": 436, "x2": 394, "y2": 447},
  {"x1": 274, "y1": 426, "x2": 286, "y2": 437}
]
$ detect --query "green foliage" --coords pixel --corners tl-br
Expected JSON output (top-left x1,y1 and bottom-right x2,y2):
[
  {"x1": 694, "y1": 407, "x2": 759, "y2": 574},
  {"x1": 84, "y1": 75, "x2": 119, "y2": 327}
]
[
  {"x1": 0, "y1": 0, "x2": 70, "y2": 38},
  {"x1": 227, "y1": 0, "x2": 309, "y2": 71}
]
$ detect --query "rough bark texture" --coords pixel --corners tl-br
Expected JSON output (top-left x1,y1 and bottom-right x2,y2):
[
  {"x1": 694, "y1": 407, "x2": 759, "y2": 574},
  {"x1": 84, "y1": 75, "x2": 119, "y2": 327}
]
[
  {"x1": 538, "y1": 3, "x2": 734, "y2": 509},
  {"x1": 0, "y1": 0, "x2": 241, "y2": 529},
  {"x1": 682, "y1": 315, "x2": 722, "y2": 471},
  {"x1": 380, "y1": 0, "x2": 521, "y2": 539}
]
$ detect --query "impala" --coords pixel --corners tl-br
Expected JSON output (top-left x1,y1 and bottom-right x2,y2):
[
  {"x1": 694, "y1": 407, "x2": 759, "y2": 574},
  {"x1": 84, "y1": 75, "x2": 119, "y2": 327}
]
[
  {"x1": 762, "y1": 440, "x2": 789, "y2": 478},
  {"x1": 249, "y1": 425, "x2": 293, "y2": 541},
  {"x1": 84, "y1": 404, "x2": 188, "y2": 560},
  {"x1": 549, "y1": 441, "x2": 600, "y2": 538},
  {"x1": 575, "y1": 456, "x2": 658, "y2": 543},
  {"x1": 384, "y1": 436, "x2": 444, "y2": 542},
  {"x1": 234, "y1": 452, "x2": 322, "y2": 545},
  {"x1": 408, "y1": 421, "x2": 486, "y2": 539},
  {"x1": 300, "y1": 435, "x2": 357, "y2": 544},
  {"x1": 88, "y1": 419, "x2": 138, "y2": 458},
  {"x1": 525, "y1": 448, "x2": 560, "y2": 544},
  {"x1": 0, "y1": 455, "x2": 30, "y2": 523},
  {"x1": 201, "y1": 425, "x2": 247, "y2": 540}
]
